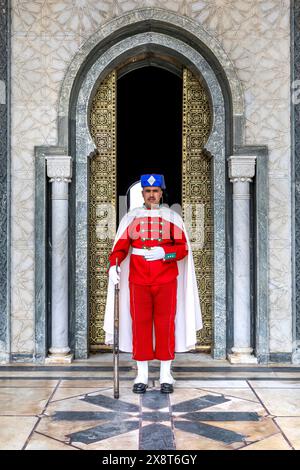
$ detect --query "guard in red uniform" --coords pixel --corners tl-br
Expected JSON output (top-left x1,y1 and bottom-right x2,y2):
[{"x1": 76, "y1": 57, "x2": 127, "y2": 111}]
[{"x1": 108, "y1": 174, "x2": 188, "y2": 394}]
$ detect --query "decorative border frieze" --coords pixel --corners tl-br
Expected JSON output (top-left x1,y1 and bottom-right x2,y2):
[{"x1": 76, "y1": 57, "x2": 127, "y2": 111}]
[
  {"x1": 292, "y1": 0, "x2": 300, "y2": 363},
  {"x1": 0, "y1": 0, "x2": 10, "y2": 363}
]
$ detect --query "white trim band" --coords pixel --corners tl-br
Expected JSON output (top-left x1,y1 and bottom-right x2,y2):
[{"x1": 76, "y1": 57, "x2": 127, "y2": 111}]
[{"x1": 132, "y1": 248, "x2": 152, "y2": 256}]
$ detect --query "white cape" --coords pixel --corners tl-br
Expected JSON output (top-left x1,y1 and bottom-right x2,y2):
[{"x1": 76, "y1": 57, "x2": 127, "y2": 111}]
[{"x1": 103, "y1": 206, "x2": 202, "y2": 352}]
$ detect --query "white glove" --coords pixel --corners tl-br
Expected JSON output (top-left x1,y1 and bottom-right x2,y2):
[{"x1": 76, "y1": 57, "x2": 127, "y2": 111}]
[
  {"x1": 144, "y1": 247, "x2": 165, "y2": 261},
  {"x1": 109, "y1": 265, "x2": 121, "y2": 285}
]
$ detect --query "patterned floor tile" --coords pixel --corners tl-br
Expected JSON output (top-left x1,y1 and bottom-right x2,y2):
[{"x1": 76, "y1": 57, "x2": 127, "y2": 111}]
[
  {"x1": 173, "y1": 427, "x2": 242, "y2": 450},
  {"x1": 1, "y1": 369, "x2": 298, "y2": 450},
  {"x1": 169, "y1": 384, "x2": 203, "y2": 405},
  {"x1": 0, "y1": 387, "x2": 55, "y2": 415},
  {"x1": 140, "y1": 422, "x2": 174, "y2": 450},
  {"x1": 170, "y1": 388, "x2": 268, "y2": 448},
  {"x1": 36, "y1": 412, "x2": 108, "y2": 446},
  {"x1": 50, "y1": 387, "x2": 108, "y2": 402},
  {"x1": 36, "y1": 387, "x2": 141, "y2": 448},
  {"x1": 253, "y1": 389, "x2": 300, "y2": 416},
  {"x1": 275, "y1": 417, "x2": 300, "y2": 449},
  {"x1": 25, "y1": 431, "x2": 77, "y2": 450},
  {"x1": 169, "y1": 387, "x2": 219, "y2": 406},
  {"x1": 198, "y1": 388, "x2": 260, "y2": 403},
  {"x1": 240, "y1": 433, "x2": 291, "y2": 450},
  {"x1": 69, "y1": 418, "x2": 139, "y2": 446},
  {"x1": 81, "y1": 387, "x2": 140, "y2": 411},
  {"x1": 0, "y1": 416, "x2": 38, "y2": 450},
  {"x1": 174, "y1": 419, "x2": 246, "y2": 445},
  {"x1": 72, "y1": 429, "x2": 140, "y2": 451},
  {"x1": 141, "y1": 389, "x2": 169, "y2": 411},
  {"x1": 202, "y1": 396, "x2": 265, "y2": 414},
  {"x1": 203, "y1": 416, "x2": 279, "y2": 443}
]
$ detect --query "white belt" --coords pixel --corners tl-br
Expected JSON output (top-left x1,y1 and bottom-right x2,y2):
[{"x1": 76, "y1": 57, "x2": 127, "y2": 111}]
[{"x1": 132, "y1": 248, "x2": 152, "y2": 256}]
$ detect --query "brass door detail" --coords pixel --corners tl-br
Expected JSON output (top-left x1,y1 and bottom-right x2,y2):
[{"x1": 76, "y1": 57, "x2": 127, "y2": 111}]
[
  {"x1": 89, "y1": 70, "x2": 117, "y2": 349},
  {"x1": 182, "y1": 68, "x2": 213, "y2": 351},
  {"x1": 89, "y1": 67, "x2": 213, "y2": 352}
]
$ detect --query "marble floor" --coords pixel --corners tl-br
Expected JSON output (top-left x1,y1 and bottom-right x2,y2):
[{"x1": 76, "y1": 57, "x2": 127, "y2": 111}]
[{"x1": 0, "y1": 354, "x2": 300, "y2": 450}]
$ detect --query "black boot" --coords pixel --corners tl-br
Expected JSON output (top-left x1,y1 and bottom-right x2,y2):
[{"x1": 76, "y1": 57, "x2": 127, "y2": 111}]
[
  {"x1": 160, "y1": 383, "x2": 174, "y2": 394},
  {"x1": 132, "y1": 382, "x2": 148, "y2": 394}
]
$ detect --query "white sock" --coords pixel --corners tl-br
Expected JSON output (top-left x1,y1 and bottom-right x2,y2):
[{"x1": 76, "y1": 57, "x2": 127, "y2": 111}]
[
  {"x1": 160, "y1": 360, "x2": 176, "y2": 385},
  {"x1": 134, "y1": 361, "x2": 148, "y2": 385}
]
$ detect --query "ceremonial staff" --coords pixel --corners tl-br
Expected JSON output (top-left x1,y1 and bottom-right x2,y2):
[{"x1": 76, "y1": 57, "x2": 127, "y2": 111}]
[{"x1": 113, "y1": 258, "x2": 120, "y2": 399}]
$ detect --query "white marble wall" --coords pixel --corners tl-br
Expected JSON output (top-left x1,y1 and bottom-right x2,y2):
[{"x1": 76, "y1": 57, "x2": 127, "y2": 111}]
[{"x1": 10, "y1": 0, "x2": 292, "y2": 355}]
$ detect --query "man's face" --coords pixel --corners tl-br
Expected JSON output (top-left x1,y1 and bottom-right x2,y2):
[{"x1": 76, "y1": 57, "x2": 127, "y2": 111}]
[{"x1": 142, "y1": 186, "x2": 162, "y2": 208}]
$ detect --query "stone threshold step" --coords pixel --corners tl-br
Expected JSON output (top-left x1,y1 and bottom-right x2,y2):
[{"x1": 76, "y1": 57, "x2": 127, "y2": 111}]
[{"x1": 1, "y1": 365, "x2": 300, "y2": 372}]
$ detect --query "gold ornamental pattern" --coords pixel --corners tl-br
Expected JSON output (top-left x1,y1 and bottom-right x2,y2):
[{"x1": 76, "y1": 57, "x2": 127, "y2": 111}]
[
  {"x1": 182, "y1": 68, "x2": 213, "y2": 350},
  {"x1": 89, "y1": 70, "x2": 117, "y2": 348}
]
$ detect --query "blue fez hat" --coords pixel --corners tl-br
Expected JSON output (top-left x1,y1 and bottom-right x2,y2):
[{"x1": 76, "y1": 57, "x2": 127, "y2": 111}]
[{"x1": 140, "y1": 174, "x2": 166, "y2": 189}]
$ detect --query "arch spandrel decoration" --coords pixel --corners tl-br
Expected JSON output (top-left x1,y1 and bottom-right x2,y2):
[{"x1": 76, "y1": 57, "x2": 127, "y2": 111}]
[{"x1": 89, "y1": 70, "x2": 117, "y2": 348}]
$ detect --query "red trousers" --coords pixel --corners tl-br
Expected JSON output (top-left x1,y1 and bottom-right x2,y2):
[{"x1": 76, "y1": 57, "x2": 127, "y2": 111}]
[{"x1": 129, "y1": 279, "x2": 177, "y2": 361}]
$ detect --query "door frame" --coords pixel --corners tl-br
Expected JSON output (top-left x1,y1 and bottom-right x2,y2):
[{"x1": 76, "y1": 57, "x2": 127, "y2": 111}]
[{"x1": 74, "y1": 33, "x2": 227, "y2": 359}]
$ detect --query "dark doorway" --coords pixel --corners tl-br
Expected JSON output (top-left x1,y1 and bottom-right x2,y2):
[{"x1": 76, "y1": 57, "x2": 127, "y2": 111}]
[{"x1": 117, "y1": 66, "x2": 182, "y2": 211}]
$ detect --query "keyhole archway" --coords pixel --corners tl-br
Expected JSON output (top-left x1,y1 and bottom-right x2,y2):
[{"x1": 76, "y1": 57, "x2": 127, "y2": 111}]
[{"x1": 75, "y1": 30, "x2": 227, "y2": 360}]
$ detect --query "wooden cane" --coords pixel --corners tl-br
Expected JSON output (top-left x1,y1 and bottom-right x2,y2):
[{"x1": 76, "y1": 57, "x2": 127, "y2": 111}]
[{"x1": 113, "y1": 258, "x2": 120, "y2": 399}]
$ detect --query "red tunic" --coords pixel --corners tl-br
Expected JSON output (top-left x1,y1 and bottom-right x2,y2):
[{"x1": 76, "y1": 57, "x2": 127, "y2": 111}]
[{"x1": 109, "y1": 211, "x2": 188, "y2": 285}]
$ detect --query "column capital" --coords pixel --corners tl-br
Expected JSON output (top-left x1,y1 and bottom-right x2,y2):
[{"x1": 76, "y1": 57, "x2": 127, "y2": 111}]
[
  {"x1": 228, "y1": 155, "x2": 256, "y2": 182},
  {"x1": 46, "y1": 155, "x2": 72, "y2": 183}
]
